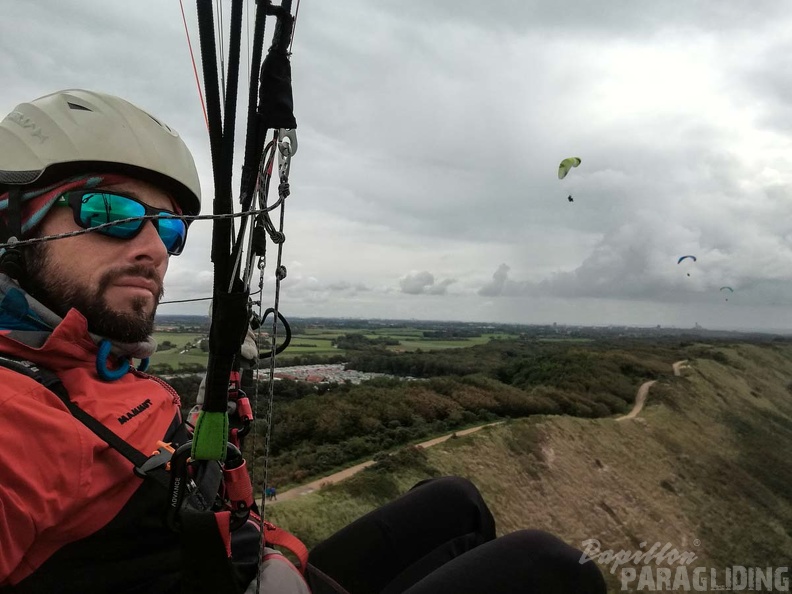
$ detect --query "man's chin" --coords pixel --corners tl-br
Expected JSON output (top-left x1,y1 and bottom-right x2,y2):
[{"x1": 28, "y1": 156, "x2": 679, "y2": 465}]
[
  {"x1": 87, "y1": 296, "x2": 156, "y2": 343},
  {"x1": 105, "y1": 287, "x2": 158, "y2": 311}
]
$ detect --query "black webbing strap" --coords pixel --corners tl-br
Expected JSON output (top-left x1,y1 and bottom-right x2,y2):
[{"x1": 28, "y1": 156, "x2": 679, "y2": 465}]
[
  {"x1": 180, "y1": 508, "x2": 247, "y2": 594},
  {"x1": 0, "y1": 187, "x2": 26, "y2": 279},
  {"x1": 0, "y1": 355, "x2": 170, "y2": 489},
  {"x1": 2, "y1": 185, "x2": 23, "y2": 243},
  {"x1": 0, "y1": 355, "x2": 247, "y2": 593}
]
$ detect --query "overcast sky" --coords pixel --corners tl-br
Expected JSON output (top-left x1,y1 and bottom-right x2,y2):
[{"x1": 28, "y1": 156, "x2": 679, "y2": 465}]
[{"x1": 4, "y1": 0, "x2": 792, "y2": 331}]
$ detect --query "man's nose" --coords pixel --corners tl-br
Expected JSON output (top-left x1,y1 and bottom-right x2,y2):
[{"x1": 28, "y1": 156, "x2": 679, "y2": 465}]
[{"x1": 129, "y1": 219, "x2": 169, "y2": 263}]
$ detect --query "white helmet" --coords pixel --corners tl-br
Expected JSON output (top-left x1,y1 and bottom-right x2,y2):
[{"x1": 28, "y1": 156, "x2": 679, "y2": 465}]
[{"x1": 0, "y1": 89, "x2": 201, "y2": 216}]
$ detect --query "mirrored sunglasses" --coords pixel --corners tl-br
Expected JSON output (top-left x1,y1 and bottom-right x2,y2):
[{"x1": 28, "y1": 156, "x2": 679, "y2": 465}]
[{"x1": 54, "y1": 190, "x2": 188, "y2": 256}]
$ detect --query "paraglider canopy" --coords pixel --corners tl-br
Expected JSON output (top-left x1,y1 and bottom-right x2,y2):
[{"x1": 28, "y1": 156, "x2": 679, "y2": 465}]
[
  {"x1": 558, "y1": 157, "x2": 581, "y2": 180},
  {"x1": 720, "y1": 286, "x2": 734, "y2": 301},
  {"x1": 677, "y1": 255, "x2": 696, "y2": 276},
  {"x1": 567, "y1": 195, "x2": 574, "y2": 202}
]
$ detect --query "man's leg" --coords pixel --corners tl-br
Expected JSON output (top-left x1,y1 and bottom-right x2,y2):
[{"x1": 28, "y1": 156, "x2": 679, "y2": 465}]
[
  {"x1": 308, "y1": 476, "x2": 495, "y2": 594},
  {"x1": 400, "y1": 529, "x2": 607, "y2": 594}
]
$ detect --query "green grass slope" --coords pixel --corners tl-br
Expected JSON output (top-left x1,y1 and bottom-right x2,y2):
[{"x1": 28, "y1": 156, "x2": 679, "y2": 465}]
[{"x1": 266, "y1": 343, "x2": 792, "y2": 592}]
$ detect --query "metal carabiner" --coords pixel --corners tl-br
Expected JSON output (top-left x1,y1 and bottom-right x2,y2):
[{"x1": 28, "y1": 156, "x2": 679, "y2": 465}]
[{"x1": 277, "y1": 128, "x2": 297, "y2": 178}]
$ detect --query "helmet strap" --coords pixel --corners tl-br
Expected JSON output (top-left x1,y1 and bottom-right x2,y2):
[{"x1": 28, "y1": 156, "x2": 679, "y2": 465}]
[{"x1": 0, "y1": 186, "x2": 27, "y2": 279}]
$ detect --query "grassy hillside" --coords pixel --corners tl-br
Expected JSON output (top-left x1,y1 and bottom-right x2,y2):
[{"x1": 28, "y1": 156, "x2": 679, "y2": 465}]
[{"x1": 265, "y1": 342, "x2": 792, "y2": 592}]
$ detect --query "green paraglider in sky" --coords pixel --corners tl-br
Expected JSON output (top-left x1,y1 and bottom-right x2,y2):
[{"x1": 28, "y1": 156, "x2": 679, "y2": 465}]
[
  {"x1": 720, "y1": 286, "x2": 734, "y2": 301},
  {"x1": 558, "y1": 157, "x2": 582, "y2": 180}
]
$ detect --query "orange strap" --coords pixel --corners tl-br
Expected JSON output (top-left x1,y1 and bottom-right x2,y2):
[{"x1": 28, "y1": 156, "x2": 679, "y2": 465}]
[{"x1": 263, "y1": 521, "x2": 310, "y2": 574}]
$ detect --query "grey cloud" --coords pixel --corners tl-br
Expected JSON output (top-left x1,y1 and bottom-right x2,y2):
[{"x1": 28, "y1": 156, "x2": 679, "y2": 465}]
[
  {"x1": 375, "y1": 0, "x2": 787, "y2": 37},
  {"x1": 327, "y1": 281, "x2": 371, "y2": 293},
  {"x1": 479, "y1": 264, "x2": 510, "y2": 297},
  {"x1": 427, "y1": 278, "x2": 456, "y2": 295},
  {"x1": 400, "y1": 271, "x2": 456, "y2": 295}
]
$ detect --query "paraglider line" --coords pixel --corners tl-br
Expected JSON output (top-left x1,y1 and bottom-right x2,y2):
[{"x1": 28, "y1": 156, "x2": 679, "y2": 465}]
[{"x1": 179, "y1": 0, "x2": 209, "y2": 132}]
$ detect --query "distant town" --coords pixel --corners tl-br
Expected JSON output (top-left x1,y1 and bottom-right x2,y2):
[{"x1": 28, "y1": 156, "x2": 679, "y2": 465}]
[
  {"x1": 155, "y1": 314, "x2": 790, "y2": 342},
  {"x1": 259, "y1": 363, "x2": 391, "y2": 385}
]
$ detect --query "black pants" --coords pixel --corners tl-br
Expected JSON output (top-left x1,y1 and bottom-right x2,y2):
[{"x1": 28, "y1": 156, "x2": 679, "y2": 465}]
[{"x1": 307, "y1": 476, "x2": 606, "y2": 594}]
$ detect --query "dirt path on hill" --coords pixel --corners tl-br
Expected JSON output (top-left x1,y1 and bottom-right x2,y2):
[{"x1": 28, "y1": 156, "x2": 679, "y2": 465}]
[
  {"x1": 616, "y1": 380, "x2": 656, "y2": 421},
  {"x1": 617, "y1": 360, "x2": 689, "y2": 421},
  {"x1": 264, "y1": 423, "x2": 502, "y2": 504},
  {"x1": 264, "y1": 361, "x2": 690, "y2": 502}
]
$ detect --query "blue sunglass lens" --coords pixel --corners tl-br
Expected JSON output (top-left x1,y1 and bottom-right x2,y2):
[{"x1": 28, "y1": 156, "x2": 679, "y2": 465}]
[
  {"x1": 76, "y1": 192, "x2": 187, "y2": 255},
  {"x1": 78, "y1": 192, "x2": 146, "y2": 238},
  {"x1": 157, "y1": 214, "x2": 187, "y2": 255}
]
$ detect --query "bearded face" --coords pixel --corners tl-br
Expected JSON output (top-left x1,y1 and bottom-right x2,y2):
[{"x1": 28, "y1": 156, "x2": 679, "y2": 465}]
[
  {"x1": 19, "y1": 177, "x2": 173, "y2": 344},
  {"x1": 23, "y1": 241, "x2": 163, "y2": 343}
]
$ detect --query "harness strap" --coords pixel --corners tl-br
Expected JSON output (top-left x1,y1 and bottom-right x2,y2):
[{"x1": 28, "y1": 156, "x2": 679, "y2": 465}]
[
  {"x1": 0, "y1": 355, "x2": 251, "y2": 594},
  {"x1": 263, "y1": 521, "x2": 309, "y2": 574},
  {"x1": 5, "y1": 186, "x2": 22, "y2": 240},
  {"x1": 0, "y1": 355, "x2": 171, "y2": 488},
  {"x1": 0, "y1": 187, "x2": 26, "y2": 279}
]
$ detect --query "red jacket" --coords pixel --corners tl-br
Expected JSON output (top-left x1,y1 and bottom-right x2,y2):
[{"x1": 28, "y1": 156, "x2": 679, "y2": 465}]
[{"x1": 0, "y1": 309, "x2": 181, "y2": 588}]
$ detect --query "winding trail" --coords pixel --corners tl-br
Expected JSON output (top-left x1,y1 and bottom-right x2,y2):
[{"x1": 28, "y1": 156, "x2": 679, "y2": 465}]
[
  {"x1": 616, "y1": 359, "x2": 689, "y2": 422},
  {"x1": 616, "y1": 380, "x2": 657, "y2": 421},
  {"x1": 265, "y1": 423, "x2": 502, "y2": 504},
  {"x1": 264, "y1": 360, "x2": 690, "y2": 502}
]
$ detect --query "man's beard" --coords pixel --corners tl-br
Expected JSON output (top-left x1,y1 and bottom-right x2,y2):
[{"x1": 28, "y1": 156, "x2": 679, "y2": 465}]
[{"x1": 22, "y1": 243, "x2": 163, "y2": 343}]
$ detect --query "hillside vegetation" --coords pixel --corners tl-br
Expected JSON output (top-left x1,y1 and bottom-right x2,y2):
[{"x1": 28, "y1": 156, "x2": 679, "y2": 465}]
[
  {"x1": 265, "y1": 342, "x2": 792, "y2": 592},
  {"x1": 227, "y1": 339, "x2": 681, "y2": 486}
]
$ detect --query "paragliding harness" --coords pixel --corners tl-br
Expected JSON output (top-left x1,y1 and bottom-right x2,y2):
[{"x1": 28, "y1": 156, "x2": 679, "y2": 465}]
[{"x1": 0, "y1": 353, "x2": 309, "y2": 594}]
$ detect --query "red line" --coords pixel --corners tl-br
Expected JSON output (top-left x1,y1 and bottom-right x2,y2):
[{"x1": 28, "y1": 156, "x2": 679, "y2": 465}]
[{"x1": 179, "y1": 0, "x2": 209, "y2": 132}]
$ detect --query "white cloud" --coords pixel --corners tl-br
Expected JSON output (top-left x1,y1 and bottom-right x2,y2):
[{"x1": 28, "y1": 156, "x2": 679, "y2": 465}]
[{"x1": 400, "y1": 271, "x2": 456, "y2": 295}]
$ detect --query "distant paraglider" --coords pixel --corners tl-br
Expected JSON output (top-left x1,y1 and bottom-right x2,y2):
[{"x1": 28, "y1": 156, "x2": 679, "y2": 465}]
[
  {"x1": 677, "y1": 255, "x2": 697, "y2": 277},
  {"x1": 558, "y1": 157, "x2": 582, "y2": 180},
  {"x1": 559, "y1": 158, "x2": 581, "y2": 205},
  {"x1": 720, "y1": 286, "x2": 734, "y2": 301}
]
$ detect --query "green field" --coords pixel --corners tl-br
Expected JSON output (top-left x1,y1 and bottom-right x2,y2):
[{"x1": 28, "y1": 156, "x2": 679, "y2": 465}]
[
  {"x1": 284, "y1": 337, "x2": 339, "y2": 356},
  {"x1": 148, "y1": 326, "x2": 522, "y2": 371},
  {"x1": 150, "y1": 332, "x2": 208, "y2": 370},
  {"x1": 536, "y1": 337, "x2": 594, "y2": 343}
]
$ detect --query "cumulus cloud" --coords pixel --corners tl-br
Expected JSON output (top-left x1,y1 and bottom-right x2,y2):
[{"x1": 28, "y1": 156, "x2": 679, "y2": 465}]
[
  {"x1": 400, "y1": 271, "x2": 456, "y2": 295},
  {"x1": 479, "y1": 264, "x2": 510, "y2": 296}
]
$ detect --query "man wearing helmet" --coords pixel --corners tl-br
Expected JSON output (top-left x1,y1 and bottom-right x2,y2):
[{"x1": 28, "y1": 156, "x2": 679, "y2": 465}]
[
  {"x1": 0, "y1": 90, "x2": 264, "y2": 592},
  {"x1": 0, "y1": 90, "x2": 607, "y2": 594}
]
